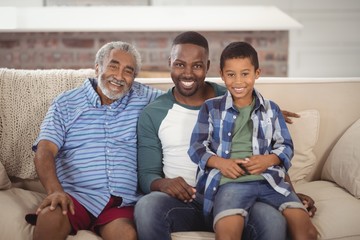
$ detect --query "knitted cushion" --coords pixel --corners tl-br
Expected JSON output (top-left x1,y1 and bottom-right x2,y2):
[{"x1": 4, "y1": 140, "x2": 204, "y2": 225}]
[{"x1": 0, "y1": 68, "x2": 95, "y2": 179}]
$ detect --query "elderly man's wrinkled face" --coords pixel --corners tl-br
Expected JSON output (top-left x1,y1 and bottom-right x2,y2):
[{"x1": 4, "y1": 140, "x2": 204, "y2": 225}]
[{"x1": 96, "y1": 49, "x2": 136, "y2": 104}]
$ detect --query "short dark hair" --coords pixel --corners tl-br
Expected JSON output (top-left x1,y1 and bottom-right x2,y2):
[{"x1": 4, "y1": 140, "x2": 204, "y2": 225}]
[
  {"x1": 172, "y1": 31, "x2": 209, "y2": 55},
  {"x1": 220, "y1": 41, "x2": 259, "y2": 71}
]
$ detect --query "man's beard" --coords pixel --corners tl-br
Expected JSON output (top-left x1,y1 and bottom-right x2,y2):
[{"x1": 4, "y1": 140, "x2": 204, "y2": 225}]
[{"x1": 98, "y1": 75, "x2": 130, "y2": 100}]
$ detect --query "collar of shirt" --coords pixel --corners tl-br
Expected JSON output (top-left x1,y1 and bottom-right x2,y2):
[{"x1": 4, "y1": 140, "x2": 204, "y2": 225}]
[{"x1": 223, "y1": 88, "x2": 266, "y2": 112}]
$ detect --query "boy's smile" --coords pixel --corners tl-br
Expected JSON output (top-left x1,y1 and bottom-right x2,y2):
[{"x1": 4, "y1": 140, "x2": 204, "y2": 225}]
[{"x1": 221, "y1": 57, "x2": 260, "y2": 107}]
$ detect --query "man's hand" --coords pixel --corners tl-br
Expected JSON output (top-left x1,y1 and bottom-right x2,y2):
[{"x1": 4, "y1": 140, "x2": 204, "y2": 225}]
[
  {"x1": 156, "y1": 177, "x2": 196, "y2": 203},
  {"x1": 36, "y1": 191, "x2": 75, "y2": 216},
  {"x1": 297, "y1": 193, "x2": 317, "y2": 217},
  {"x1": 281, "y1": 110, "x2": 300, "y2": 124}
]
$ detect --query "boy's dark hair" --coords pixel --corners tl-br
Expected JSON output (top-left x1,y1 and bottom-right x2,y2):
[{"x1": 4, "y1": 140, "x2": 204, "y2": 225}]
[
  {"x1": 172, "y1": 31, "x2": 209, "y2": 55},
  {"x1": 220, "y1": 41, "x2": 259, "y2": 71}
]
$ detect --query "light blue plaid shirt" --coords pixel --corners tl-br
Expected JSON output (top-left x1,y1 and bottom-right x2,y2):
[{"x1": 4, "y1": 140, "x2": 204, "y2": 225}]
[{"x1": 188, "y1": 89, "x2": 293, "y2": 217}]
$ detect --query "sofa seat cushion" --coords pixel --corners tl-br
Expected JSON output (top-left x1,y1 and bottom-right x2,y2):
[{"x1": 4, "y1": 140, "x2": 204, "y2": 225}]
[
  {"x1": 171, "y1": 231, "x2": 215, "y2": 240},
  {"x1": 0, "y1": 187, "x2": 101, "y2": 240},
  {"x1": 295, "y1": 180, "x2": 360, "y2": 240},
  {"x1": 0, "y1": 187, "x2": 45, "y2": 240}
]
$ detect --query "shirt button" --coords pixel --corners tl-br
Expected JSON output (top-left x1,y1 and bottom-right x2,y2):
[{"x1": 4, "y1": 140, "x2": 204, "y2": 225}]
[
  {"x1": 213, "y1": 187, "x2": 216, "y2": 191},
  {"x1": 108, "y1": 106, "x2": 112, "y2": 110},
  {"x1": 107, "y1": 149, "x2": 110, "y2": 153},
  {"x1": 225, "y1": 150, "x2": 229, "y2": 154},
  {"x1": 228, "y1": 132, "x2": 231, "y2": 136},
  {"x1": 233, "y1": 116, "x2": 236, "y2": 119},
  {"x1": 105, "y1": 122, "x2": 108, "y2": 125}
]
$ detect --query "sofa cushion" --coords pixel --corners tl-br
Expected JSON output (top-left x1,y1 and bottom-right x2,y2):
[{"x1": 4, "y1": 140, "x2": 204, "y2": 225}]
[
  {"x1": 321, "y1": 118, "x2": 360, "y2": 198},
  {"x1": 295, "y1": 180, "x2": 360, "y2": 239},
  {"x1": 0, "y1": 68, "x2": 95, "y2": 179},
  {"x1": 287, "y1": 109, "x2": 320, "y2": 184},
  {"x1": 0, "y1": 187, "x2": 101, "y2": 240},
  {"x1": 0, "y1": 188, "x2": 45, "y2": 240},
  {"x1": 0, "y1": 162, "x2": 11, "y2": 190},
  {"x1": 171, "y1": 231, "x2": 215, "y2": 240}
]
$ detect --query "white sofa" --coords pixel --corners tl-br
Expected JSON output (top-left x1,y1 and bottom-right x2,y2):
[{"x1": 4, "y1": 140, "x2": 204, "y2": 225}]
[{"x1": 1, "y1": 68, "x2": 360, "y2": 240}]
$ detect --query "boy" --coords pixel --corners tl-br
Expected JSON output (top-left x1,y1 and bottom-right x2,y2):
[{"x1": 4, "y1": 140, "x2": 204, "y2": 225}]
[{"x1": 188, "y1": 41, "x2": 318, "y2": 240}]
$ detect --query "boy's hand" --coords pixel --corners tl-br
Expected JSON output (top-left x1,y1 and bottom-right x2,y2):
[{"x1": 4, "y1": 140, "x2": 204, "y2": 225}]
[
  {"x1": 242, "y1": 155, "x2": 280, "y2": 175},
  {"x1": 216, "y1": 158, "x2": 248, "y2": 178}
]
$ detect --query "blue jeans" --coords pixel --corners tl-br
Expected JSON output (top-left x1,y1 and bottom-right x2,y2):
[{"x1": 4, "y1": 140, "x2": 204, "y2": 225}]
[
  {"x1": 213, "y1": 181, "x2": 304, "y2": 227},
  {"x1": 134, "y1": 191, "x2": 287, "y2": 240}
]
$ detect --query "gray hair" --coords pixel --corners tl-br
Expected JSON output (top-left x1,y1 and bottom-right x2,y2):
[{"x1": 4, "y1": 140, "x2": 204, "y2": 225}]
[{"x1": 95, "y1": 41, "x2": 142, "y2": 77}]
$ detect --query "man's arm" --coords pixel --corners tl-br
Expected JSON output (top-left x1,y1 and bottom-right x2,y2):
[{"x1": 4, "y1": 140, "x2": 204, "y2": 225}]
[
  {"x1": 137, "y1": 110, "x2": 195, "y2": 202},
  {"x1": 34, "y1": 140, "x2": 74, "y2": 215},
  {"x1": 137, "y1": 110, "x2": 165, "y2": 194}
]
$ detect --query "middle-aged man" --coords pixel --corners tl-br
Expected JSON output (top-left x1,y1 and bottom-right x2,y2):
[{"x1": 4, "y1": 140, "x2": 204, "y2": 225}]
[
  {"x1": 28, "y1": 41, "x2": 163, "y2": 240},
  {"x1": 135, "y1": 31, "x2": 316, "y2": 240}
]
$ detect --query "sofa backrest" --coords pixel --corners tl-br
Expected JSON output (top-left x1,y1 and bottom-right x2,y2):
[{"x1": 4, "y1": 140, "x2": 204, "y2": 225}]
[
  {"x1": 253, "y1": 78, "x2": 360, "y2": 180},
  {"x1": 1, "y1": 68, "x2": 359, "y2": 183},
  {"x1": 0, "y1": 68, "x2": 95, "y2": 179}
]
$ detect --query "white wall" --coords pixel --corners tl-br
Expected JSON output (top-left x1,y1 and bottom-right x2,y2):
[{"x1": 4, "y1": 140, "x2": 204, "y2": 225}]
[
  {"x1": 2, "y1": 0, "x2": 360, "y2": 77},
  {"x1": 152, "y1": 0, "x2": 360, "y2": 77},
  {"x1": 0, "y1": 0, "x2": 42, "y2": 7}
]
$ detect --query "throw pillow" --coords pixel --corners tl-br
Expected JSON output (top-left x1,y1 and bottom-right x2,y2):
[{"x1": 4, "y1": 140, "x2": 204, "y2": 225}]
[
  {"x1": 321, "y1": 118, "x2": 360, "y2": 198},
  {"x1": 0, "y1": 162, "x2": 11, "y2": 190},
  {"x1": 287, "y1": 109, "x2": 320, "y2": 184}
]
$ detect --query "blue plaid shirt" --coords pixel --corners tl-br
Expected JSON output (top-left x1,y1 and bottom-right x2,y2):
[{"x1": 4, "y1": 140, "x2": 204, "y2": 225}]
[{"x1": 188, "y1": 89, "x2": 294, "y2": 217}]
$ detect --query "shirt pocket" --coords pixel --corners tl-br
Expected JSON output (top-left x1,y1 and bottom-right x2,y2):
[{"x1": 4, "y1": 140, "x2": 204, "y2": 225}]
[{"x1": 259, "y1": 119, "x2": 273, "y2": 148}]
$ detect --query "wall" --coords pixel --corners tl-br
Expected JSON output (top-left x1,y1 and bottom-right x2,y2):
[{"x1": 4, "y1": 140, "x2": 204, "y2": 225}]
[
  {"x1": 152, "y1": 0, "x2": 360, "y2": 77},
  {"x1": 1, "y1": 0, "x2": 360, "y2": 77},
  {"x1": 0, "y1": 31, "x2": 288, "y2": 77}
]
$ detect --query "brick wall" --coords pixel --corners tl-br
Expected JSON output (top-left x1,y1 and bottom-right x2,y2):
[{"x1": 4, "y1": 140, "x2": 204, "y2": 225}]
[{"x1": 0, "y1": 31, "x2": 288, "y2": 77}]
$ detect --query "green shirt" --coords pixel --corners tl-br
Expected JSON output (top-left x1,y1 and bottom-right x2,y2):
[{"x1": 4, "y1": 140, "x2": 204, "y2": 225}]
[{"x1": 220, "y1": 98, "x2": 264, "y2": 185}]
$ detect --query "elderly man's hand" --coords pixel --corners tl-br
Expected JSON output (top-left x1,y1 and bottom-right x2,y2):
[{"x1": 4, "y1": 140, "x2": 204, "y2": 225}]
[{"x1": 36, "y1": 191, "x2": 75, "y2": 216}]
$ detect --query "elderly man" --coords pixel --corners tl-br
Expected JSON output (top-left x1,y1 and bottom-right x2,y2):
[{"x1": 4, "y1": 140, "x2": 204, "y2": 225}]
[{"x1": 29, "y1": 41, "x2": 163, "y2": 240}]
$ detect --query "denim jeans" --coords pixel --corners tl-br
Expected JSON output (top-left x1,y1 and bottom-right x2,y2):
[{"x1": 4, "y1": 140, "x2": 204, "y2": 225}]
[
  {"x1": 134, "y1": 191, "x2": 287, "y2": 240},
  {"x1": 213, "y1": 181, "x2": 304, "y2": 227}
]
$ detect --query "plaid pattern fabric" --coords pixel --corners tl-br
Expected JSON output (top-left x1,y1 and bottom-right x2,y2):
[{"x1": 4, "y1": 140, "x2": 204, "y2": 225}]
[{"x1": 188, "y1": 89, "x2": 294, "y2": 217}]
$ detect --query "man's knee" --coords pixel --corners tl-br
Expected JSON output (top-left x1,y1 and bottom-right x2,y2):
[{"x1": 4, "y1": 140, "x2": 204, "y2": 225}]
[
  {"x1": 99, "y1": 218, "x2": 136, "y2": 240},
  {"x1": 245, "y1": 202, "x2": 286, "y2": 240},
  {"x1": 34, "y1": 207, "x2": 71, "y2": 240},
  {"x1": 135, "y1": 192, "x2": 168, "y2": 221}
]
